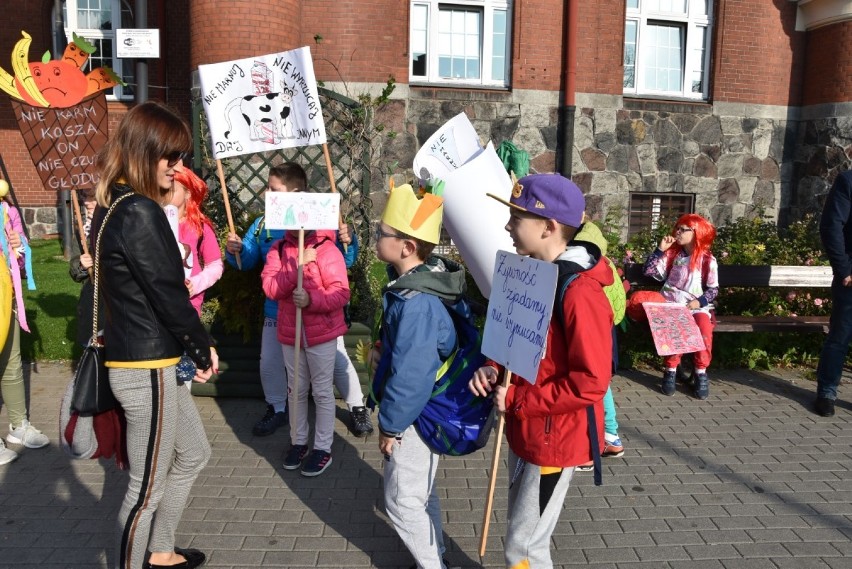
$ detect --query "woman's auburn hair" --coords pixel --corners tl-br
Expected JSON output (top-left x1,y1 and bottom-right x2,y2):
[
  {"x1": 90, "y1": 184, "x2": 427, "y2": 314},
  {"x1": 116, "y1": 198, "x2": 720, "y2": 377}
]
[
  {"x1": 664, "y1": 213, "x2": 717, "y2": 272},
  {"x1": 95, "y1": 101, "x2": 191, "y2": 207}
]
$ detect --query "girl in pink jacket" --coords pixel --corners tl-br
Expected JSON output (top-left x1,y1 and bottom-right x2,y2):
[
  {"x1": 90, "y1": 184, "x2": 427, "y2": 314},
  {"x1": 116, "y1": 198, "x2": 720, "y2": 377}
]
[{"x1": 261, "y1": 229, "x2": 350, "y2": 477}]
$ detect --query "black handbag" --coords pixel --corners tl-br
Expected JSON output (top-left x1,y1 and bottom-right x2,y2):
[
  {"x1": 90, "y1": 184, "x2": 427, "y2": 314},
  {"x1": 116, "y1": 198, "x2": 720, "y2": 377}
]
[{"x1": 70, "y1": 192, "x2": 133, "y2": 416}]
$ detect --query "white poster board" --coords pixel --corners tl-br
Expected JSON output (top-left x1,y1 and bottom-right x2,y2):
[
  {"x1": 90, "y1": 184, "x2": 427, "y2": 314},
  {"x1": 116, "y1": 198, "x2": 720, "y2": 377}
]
[
  {"x1": 116, "y1": 29, "x2": 160, "y2": 58},
  {"x1": 265, "y1": 192, "x2": 340, "y2": 230},
  {"x1": 198, "y1": 46, "x2": 326, "y2": 158},
  {"x1": 412, "y1": 112, "x2": 483, "y2": 183},
  {"x1": 442, "y1": 141, "x2": 515, "y2": 298},
  {"x1": 481, "y1": 251, "x2": 558, "y2": 384}
]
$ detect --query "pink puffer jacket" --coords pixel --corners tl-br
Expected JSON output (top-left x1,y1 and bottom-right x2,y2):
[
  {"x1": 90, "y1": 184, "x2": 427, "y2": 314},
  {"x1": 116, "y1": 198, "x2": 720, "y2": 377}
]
[{"x1": 261, "y1": 230, "x2": 350, "y2": 347}]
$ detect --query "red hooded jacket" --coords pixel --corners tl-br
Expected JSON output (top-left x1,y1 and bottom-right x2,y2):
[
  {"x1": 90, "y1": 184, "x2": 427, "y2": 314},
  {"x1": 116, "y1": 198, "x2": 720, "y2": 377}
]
[{"x1": 500, "y1": 254, "x2": 614, "y2": 468}]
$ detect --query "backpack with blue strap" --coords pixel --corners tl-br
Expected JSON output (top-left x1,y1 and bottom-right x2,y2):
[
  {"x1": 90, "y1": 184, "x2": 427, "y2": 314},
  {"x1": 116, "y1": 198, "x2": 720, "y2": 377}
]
[{"x1": 368, "y1": 295, "x2": 494, "y2": 456}]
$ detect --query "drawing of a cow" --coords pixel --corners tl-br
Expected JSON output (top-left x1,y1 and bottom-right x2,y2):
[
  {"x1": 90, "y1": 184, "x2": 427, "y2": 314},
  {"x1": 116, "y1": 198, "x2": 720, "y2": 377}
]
[{"x1": 223, "y1": 81, "x2": 295, "y2": 143}]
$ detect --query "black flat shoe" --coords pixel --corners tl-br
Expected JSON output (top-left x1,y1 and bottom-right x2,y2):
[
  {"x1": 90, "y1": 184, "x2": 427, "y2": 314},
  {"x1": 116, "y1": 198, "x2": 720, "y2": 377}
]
[{"x1": 145, "y1": 548, "x2": 206, "y2": 569}]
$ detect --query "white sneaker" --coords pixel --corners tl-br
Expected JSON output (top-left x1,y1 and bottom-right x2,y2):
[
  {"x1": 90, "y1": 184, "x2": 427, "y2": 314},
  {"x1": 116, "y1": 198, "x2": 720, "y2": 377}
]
[
  {"x1": 0, "y1": 438, "x2": 19, "y2": 465},
  {"x1": 7, "y1": 420, "x2": 49, "y2": 449}
]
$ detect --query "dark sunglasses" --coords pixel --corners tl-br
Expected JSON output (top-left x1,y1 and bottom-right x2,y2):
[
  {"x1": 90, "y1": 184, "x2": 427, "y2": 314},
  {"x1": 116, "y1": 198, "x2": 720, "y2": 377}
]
[{"x1": 165, "y1": 151, "x2": 190, "y2": 168}]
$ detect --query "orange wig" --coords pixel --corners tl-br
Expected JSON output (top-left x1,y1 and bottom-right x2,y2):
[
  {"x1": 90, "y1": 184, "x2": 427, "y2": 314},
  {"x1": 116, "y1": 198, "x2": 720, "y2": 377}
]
[
  {"x1": 665, "y1": 213, "x2": 716, "y2": 272},
  {"x1": 174, "y1": 168, "x2": 214, "y2": 237}
]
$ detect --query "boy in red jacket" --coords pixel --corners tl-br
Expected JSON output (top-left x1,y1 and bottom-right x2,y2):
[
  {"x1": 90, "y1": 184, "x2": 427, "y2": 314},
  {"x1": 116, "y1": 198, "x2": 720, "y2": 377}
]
[{"x1": 470, "y1": 173, "x2": 613, "y2": 568}]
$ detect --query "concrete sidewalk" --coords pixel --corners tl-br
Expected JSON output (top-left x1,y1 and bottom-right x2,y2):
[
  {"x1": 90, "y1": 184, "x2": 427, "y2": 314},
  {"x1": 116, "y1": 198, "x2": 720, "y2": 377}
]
[{"x1": 1, "y1": 362, "x2": 850, "y2": 568}]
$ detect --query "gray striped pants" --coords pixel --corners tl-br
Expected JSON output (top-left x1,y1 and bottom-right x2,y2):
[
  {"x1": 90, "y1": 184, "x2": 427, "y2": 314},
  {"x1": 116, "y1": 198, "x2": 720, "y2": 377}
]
[{"x1": 110, "y1": 366, "x2": 211, "y2": 569}]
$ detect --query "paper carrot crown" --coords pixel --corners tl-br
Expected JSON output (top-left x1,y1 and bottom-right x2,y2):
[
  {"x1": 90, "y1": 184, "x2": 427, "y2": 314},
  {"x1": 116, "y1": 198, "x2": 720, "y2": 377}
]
[{"x1": 381, "y1": 183, "x2": 444, "y2": 244}]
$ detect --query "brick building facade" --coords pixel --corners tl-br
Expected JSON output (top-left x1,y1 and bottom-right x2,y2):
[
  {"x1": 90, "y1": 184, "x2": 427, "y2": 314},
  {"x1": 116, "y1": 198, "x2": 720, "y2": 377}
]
[{"x1": 1, "y1": 0, "x2": 849, "y2": 237}]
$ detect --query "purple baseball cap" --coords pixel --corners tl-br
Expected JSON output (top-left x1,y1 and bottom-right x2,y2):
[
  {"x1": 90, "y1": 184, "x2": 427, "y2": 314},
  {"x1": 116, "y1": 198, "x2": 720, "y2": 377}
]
[{"x1": 488, "y1": 173, "x2": 585, "y2": 227}]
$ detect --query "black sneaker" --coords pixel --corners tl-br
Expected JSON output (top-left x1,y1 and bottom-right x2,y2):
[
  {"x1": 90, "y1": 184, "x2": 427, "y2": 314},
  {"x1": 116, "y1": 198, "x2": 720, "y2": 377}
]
[
  {"x1": 301, "y1": 449, "x2": 333, "y2": 477},
  {"x1": 814, "y1": 397, "x2": 835, "y2": 417},
  {"x1": 282, "y1": 444, "x2": 309, "y2": 470},
  {"x1": 253, "y1": 404, "x2": 288, "y2": 437},
  {"x1": 350, "y1": 406, "x2": 374, "y2": 437}
]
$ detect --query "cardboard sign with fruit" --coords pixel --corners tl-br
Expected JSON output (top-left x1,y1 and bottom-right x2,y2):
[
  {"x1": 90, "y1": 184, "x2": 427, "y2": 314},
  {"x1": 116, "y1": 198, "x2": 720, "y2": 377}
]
[
  {"x1": 0, "y1": 31, "x2": 119, "y2": 192},
  {"x1": 0, "y1": 31, "x2": 124, "y2": 108}
]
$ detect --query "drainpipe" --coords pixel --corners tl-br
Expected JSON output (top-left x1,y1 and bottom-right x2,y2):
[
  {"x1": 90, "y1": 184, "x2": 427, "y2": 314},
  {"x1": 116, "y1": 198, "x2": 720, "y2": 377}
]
[
  {"x1": 135, "y1": 0, "x2": 148, "y2": 103},
  {"x1": 559, "y1": 0, "x2": 578, "y2": 178}
]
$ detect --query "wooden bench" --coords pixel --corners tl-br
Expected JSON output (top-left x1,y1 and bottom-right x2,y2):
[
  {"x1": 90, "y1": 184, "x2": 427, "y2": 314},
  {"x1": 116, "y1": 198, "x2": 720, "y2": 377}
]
[{"x1": 624, "y1": 264, "x2": 833, "y2": 334}]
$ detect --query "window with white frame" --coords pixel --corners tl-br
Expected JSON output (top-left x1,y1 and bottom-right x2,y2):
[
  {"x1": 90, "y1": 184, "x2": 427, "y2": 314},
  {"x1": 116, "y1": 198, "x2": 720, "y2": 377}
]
[
  {"x1": 623, "y1": 0, "x2": 712, "y2": 100},
  {"x1": 410, "y1": 0, "x2": 512, "y2": 88},
  {"x1": 55, "y1": 0, "x2": 135, "y2": 100}
]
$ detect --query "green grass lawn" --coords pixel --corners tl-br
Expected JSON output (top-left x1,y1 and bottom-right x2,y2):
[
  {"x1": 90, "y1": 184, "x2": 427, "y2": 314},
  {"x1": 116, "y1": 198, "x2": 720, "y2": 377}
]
[{"x1": 20, "y1": 239, "x2": 81, "y2": 362}]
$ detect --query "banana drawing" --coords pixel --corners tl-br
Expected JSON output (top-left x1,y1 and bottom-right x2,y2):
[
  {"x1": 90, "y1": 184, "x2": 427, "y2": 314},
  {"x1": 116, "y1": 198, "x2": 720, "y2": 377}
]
[
  {"x1": 0, "y1": 66, "x2": 23, "y2": 101},
  {"x1": 11, "y1": 31, "x2": 48, "y2": 107}
]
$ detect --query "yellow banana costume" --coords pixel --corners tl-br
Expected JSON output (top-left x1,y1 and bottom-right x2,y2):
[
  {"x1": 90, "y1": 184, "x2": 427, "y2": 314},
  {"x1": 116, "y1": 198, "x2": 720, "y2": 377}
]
[
  {"x1": 12, "y1": 31, "x2": 49, "y2": 107},
  {"x1": 0, "y1": 249, "x2": 11, "y2": 349}
]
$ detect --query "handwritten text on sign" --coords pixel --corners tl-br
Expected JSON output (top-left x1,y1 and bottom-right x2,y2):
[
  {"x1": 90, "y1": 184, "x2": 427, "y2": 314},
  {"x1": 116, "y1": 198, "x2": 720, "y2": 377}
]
[
  {"x1": 198, "y1": 46, "x2": 326, "y2": 159},
  {"x1": 12, "y1": 94, "x2": 109, "y2": 192},
  {"x1": 265, "y1": 192, "x2": 340, "y2": 230},
  {"x1": 481, "y1": 251, "x2": 558, "y2": 384},
  {"x1": 642, "y1": 302, "x2": 707, "y2": 356}
]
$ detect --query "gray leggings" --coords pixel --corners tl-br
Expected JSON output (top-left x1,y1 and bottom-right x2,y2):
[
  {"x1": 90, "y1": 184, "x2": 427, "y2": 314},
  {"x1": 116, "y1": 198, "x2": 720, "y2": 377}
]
[{"x1": 110, "y1": 366, "x2": 211, "y2": 569}]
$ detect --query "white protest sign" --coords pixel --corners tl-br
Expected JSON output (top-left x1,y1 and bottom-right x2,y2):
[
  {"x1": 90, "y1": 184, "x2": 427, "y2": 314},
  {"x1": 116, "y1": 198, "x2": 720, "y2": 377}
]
[
  {"x1": 265, "y1": 192, "x2": 340, "y2": 230},
  {"x1": 198, "y1": 46, "x2": 326, "y2": 159},
  {"x1": 412, "y1": 113, "x2": 483, "y2": 183},
  {"x1": 481, "y1": 251, "x2": 558, "y2": 383},
  {"x1": 442, "y1": 141, "x2": 515, "y2": 298}
]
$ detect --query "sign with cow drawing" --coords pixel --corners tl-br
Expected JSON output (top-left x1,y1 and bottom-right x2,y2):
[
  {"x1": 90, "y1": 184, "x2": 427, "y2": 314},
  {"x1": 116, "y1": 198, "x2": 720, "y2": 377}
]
[{"x1": 198, "y1": 47, "x2": 326, "y2": 159}]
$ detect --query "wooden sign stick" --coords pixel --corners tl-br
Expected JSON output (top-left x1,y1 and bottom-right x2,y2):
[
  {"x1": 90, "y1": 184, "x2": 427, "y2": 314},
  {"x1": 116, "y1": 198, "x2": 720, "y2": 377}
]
[
  {"x1": 69, "y1": 189, "x2": 92, "y2": 278},
  {"x1": 215, "y1": 158, "x2": 241, "y2": 269},
  {"x1": 479, "y1": 368, "x2": 513, "y2": 558},
  {"x1": 292, "y1": 229, "x2": 305, "y2": 431},
  {"x1": 321, "y1": 143, "x2": 348, "y2": 252}
]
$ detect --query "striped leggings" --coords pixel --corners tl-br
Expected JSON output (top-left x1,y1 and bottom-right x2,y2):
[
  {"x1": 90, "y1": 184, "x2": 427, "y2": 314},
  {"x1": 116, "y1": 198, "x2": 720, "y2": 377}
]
[{"x1": 110, "y1": 366, "x2": 211, "y2": 569}]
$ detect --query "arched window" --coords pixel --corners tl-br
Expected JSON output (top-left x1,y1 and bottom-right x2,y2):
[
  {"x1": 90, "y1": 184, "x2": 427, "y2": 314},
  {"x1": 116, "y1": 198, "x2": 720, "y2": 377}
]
[{"x1": 52, "y1": 0, "x2": 135, "y2": 100}]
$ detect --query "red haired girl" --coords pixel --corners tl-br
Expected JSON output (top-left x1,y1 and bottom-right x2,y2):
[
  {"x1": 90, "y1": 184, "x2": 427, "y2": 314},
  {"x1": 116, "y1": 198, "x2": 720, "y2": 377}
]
[
  {"x1": 643, "y1": 213, "x2": 719, "y2": 399},
  {"x1": 169, "y1": 168, "x2": 223, "y2": 316}
]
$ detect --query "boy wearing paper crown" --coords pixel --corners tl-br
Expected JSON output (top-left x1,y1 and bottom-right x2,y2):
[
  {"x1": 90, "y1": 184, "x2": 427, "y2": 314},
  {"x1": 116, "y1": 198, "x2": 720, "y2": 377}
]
[
  {"x1": 469, "y1": 173, "x2": 613, "y2": 568},
  {"x1": 370, "y1": 183, "x2": 469, "y2": 569}
]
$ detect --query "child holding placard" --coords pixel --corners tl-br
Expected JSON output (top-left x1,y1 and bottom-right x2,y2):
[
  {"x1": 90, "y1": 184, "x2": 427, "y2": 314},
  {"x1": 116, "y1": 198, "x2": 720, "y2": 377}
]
[
  {"x1": 225, "y1": 163, "x2": 373, "y2": 438},
  {"x1": 469, "y1": 174, "x2": 613, "y2": 568},
  {"x1": 261, "y1": 219, "x2": 350, "y2": 477},
  {"x1": 642, "y1": 213, "x2": 719, "y2": 399}
]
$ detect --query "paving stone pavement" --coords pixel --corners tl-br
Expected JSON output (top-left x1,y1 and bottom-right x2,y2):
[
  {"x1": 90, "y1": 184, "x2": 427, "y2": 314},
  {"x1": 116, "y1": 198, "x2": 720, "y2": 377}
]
[{"x1": 1, "y1": 361, "x2": 851, "y2": 568}]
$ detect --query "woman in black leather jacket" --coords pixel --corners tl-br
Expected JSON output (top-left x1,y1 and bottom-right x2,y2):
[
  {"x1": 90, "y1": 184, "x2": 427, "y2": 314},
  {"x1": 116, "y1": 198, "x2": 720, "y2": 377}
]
[{"x1": 93, "y1": 101, "x2": 216, "y2": 569}]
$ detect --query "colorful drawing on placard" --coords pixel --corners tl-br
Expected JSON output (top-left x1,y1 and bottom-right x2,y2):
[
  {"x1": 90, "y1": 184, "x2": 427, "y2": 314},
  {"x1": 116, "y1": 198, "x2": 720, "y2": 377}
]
[
  {"x1": 264, "y1": 192, "x2": 340, "y2": 230},
  {"x1": 198, "y1": 46, "x2": 326, "y2": 158},
  {"x1": 642, "y1": 302, "x2": 707, "y2": 356}
]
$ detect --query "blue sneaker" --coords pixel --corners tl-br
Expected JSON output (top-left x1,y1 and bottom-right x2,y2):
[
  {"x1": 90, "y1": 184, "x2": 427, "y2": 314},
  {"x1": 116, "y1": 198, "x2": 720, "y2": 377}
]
[
  {"x1": 603, "y1": 436, "x2": 624, "y2": 458},
  {"x1": 301, "y1": 450, "x2": 332, "y2": 477},
  {"x1": 282, "y1": 444, "x2": 308, "y2": 470},
  {"x1": 693, "y1": 372, "x2": 709, "y2": 400},
  {"x1": 661, "y1": 370, "x2": 676, "y2": 396}
]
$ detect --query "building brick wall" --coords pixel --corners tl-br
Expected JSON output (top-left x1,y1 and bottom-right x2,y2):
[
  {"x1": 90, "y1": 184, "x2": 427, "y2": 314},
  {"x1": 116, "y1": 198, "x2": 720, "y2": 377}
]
[
  {"x1": 575, "y1": 0, "x2": 625, "y2": 96},
  {"x1": 802, "y1": 20, "x2": 852, "y2": 106},
  {"x1": 712, "y1": 0, "x2": 805, "y2": 106},
  {"x1": 302, "y1": 1, "x2": 408, "y2": 84},
  {"x1": 511, "y1": 0, "x2": 565, "y2": 91},
  {"x1": 189, "y1": 0, "x2": 302, "y2": 68}
]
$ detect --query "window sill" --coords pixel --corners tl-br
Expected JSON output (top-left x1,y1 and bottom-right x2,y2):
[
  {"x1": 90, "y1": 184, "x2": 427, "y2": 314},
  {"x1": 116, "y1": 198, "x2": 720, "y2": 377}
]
[
  {"x1": 409, "y1": 82, "x2": 512, "y2": 102},
  {"x1": 623, "y1": 95, "x2": 712, "y2": 115}
]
